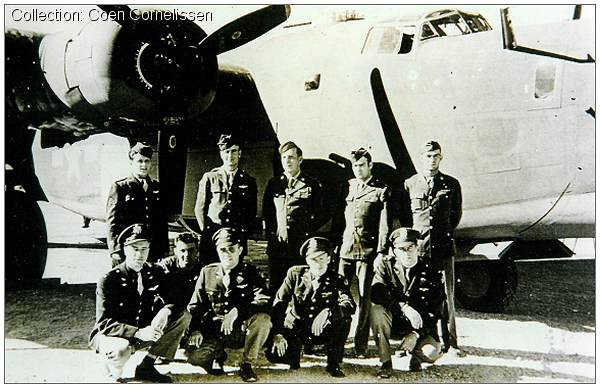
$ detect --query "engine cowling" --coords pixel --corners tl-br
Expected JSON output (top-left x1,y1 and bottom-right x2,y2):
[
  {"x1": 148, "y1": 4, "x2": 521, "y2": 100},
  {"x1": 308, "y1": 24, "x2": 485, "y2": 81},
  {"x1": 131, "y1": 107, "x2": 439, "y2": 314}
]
[{"x1": 34, "y1": 11, "x2": 217, "y2": 131}]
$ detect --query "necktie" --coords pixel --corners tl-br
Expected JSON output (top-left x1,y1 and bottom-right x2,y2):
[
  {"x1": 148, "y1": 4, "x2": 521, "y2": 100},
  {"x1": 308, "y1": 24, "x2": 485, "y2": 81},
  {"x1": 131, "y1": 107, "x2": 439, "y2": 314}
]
[
  {"x1": 287, "y1": 177, "x2": 295, "y2": 191},
  {"x1": 427, "y1": 176, "x2": 434, "y2": 190},
  {"x1": 137, "y1": 271, "x2": 144, "y2": 295},
  {"x1": 142, "y1": 179, "x2": 149, "y2": 192},
  {"x1": 311, "y1": 277, "x2": 320, "y2": 293},
  {"x1": 223, "y1": 270, "x2": 231, "y2": 289},
  {"x1": 227, "y1": 173, "x2": 234, "y2": 190},
  {"x1": 358, "y1": 182, "x2": 365, "y2": 191}
]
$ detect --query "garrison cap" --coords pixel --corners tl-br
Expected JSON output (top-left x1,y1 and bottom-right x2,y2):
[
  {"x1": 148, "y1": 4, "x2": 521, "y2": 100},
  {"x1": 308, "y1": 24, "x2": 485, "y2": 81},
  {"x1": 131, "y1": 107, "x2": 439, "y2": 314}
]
[
  {"x1": 129, "y1": 142, "x2": 153, "y2": 159},
  {"x1": 421, "y1": 140, "x2": 442, "y2": 153},
  {"x1": 279, "y1": 141, "x2": 303, "y2": 156},
  {"x1": 217, "y1": 134, "x2": 240, "y2": 150},
  {"x1": 118, "y1": 223, "x2": 152, "y2": 247},
  {"x1": 389, "y1": 227, "x2": 420, "y2": 247},
  {"x1": 212, "y1": 227, "x2": 242, "y2": 248},
  {"x1": 350, "y1": 147, "x2": 372, "y2": 163},
  {"x1": 300, "y1": 237, "x2": 333, "y2": 260}
]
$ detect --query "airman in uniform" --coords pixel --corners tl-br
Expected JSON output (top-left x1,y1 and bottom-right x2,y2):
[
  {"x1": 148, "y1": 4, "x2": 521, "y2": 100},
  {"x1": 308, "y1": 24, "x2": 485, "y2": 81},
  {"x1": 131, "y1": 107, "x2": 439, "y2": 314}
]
[
  {"x1": 194, "y1": 134, "x2": 257, "y2": 264},
  {"x1": 404, "y1": 140, "x2": 463, "y2": 355},
  {"x1": 155, "y1": 232, "x2": 202, "y2": 311},
  {"x1": 106, "y1": 143, "x2": 168, "y2": 266},
  {"x1": 370, "y1": 228, "x2": 445, "y2": 377},
  {"x1": 266, "y1": 237, "x2": 355, "y2": 377},
  {"x1": 186, "y1": 227, "x2": 271, "y2": 382},
  {"x1": 90, "y1": 223, "x2": 191, "y2": 383},
  {"x1": 334, "y1": 148, "x2": 391, "y2": 357},
  {"x1": 263, "y1": 141, "x2": 326, "y2": 293}
]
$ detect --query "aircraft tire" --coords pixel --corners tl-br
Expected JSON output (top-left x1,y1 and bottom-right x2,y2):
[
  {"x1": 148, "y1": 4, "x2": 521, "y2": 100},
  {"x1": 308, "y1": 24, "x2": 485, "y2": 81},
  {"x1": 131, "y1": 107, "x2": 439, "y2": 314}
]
[
  {"x1": 5, "y1": 191, "x2": 48, "y2": 290},
  {"x1": 455, "y1": 258, "x2": 517, "y2": 313}
]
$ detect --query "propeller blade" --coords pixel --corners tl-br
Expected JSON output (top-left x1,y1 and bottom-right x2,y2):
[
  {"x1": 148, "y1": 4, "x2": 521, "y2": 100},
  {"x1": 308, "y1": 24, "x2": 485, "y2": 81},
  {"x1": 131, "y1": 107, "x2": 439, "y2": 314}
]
[
  {"x1": 97, "y1": 5, "x2": 136, "y2": 27},
  {"x1": 199, "y1": 5, "x2": 291, "y2": 55}
]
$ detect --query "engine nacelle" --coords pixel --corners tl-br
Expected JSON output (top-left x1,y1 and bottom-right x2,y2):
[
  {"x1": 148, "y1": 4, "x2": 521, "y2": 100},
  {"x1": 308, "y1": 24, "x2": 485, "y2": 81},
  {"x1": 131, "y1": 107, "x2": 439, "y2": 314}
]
[{"x1": 36, "y1": 11, "x2": 217, "y2": 129}]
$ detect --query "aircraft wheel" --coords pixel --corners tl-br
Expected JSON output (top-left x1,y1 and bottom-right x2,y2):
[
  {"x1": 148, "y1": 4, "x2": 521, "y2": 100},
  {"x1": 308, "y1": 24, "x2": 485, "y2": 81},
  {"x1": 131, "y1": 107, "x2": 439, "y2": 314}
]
[
  {"x1": 5, "y1": 191, "x2": 48, "y2": 290},
  {"x1": 455, "y1": 258, "x2": 517, "y2": 313}
]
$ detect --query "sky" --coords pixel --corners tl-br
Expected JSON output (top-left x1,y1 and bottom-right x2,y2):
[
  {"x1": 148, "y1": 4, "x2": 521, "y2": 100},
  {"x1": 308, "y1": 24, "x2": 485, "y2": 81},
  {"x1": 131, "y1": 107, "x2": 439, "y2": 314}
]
[{"x1": 4, "y1": 4, "x2": 593, "y2": 34}]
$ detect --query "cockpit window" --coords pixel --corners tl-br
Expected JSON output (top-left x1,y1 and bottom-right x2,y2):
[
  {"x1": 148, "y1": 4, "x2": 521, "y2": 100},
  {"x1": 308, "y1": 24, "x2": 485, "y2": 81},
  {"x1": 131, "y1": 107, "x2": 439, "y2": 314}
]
[
  {"x1": 362, "y1": 26, "x2": 415, "y2": 54},
  {"x1": 420, "y1": 11, "x2": 492, "y2": 41},
  {"x1": 420, "y1": 23, "x2": 438, "y2": 40},
  {"x1": 430, "y1": 13, "x2": 470, "y2": 37}
]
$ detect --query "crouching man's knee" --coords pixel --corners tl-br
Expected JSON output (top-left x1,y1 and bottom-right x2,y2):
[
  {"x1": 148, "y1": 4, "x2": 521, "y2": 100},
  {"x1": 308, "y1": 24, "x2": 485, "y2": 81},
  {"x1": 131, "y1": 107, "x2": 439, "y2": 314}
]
[
  {"x1": 95, "y1": 335, "x2": 133, "y2": 377},
  {"x1": 246, "y1": 313, "x2": 273, "y2": 335},
  {"x1": 413, "y1": 335, "x2": 442, "y2": 364},
  {"x1": 370, "y1": 303, "x2": 392, "y2": 332}
]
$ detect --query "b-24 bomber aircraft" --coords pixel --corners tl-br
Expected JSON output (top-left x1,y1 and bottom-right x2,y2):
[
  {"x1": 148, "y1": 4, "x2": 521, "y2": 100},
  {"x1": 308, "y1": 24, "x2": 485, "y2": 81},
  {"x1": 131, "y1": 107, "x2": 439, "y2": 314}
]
[{"x1": 5, "y1": 5, "x2": 594, "y2": 312}]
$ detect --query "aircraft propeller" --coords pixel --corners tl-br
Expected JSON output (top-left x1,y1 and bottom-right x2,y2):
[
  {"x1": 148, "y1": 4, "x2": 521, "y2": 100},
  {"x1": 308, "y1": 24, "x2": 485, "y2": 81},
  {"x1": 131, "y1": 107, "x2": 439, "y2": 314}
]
[{"x1": 199, "y1": 5, "x2": 291, "y2": 55}]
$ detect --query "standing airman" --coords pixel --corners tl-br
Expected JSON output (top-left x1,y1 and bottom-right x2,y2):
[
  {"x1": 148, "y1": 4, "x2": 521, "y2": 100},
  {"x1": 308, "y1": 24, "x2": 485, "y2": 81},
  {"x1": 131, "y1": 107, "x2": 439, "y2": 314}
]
[
  {"x1": 263, "y1": 141, "x2": 326, "y2": 293},
  {"x1": 334, "y1": 147, "x2": 391, "y2": 358},
  {"x1": 404, "y1": 140, "x2": 463, "y2": 356},
  {"x1": 194, "y1": 134, "x2": 257, "y2": 264},
  {"x1": 106, "y1": 143, "x2": 168, "y2": 266}
]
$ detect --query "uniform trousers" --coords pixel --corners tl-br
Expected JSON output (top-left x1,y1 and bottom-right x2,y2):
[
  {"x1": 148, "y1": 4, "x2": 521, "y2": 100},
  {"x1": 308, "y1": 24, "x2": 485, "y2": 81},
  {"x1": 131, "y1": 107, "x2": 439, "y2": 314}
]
[
  {"x1": 267, "y1": 239, "x2": 304, "y2": 294},
  {"x1": 265, "y1": 318, "x2": 351, "y2": 367},
  {"x1": 92, "y1": 307, "x2": 191, "y2": 379},
  {"x1": 441, "y1": 253, "x2": 458, "y2": 349},
  {"x1": 370, "y1": 304, "x2": 440, "y2": 364},
  {"x1": 338, "y1": 258, "x2": 374, "y2": 353},
  {"x1": 185, "y1": 313, "x2": 271, "y2": 367}
]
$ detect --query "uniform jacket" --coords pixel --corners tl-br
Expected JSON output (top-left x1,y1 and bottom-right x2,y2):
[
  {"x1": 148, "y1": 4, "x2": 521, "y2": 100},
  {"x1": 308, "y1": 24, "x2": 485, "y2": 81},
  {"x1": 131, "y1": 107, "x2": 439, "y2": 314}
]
[
  {"x1": 106, "y1": 175, "x2": 168, "y2": 258},
  {"x1": 187, "y1": 261, "x2": 270, "y2": 332},
  {"x1": 335, "y1": 177, "x2": 391, "y2": 261},
  {"x1": 263, "y1": 172, "x2": 327, "y2": 261},
  {"x1": 371, "y1": 254, "x2": 445, "y2": 330},
  {"x1": 404, "y1": 172, "x2": 462, "y2": 261},
  {"x1": 272, "y1": 265, "x2": 356, "y2": 334},
  {"x1": 89, "y1": 262, "x2": 165, "y2": 344},
  {"x1": 194, "y1": 167, "x2": 257, "y2": 236},
  {"x1": 155, "y1": 256, "x2": 202, "y2": 310}
]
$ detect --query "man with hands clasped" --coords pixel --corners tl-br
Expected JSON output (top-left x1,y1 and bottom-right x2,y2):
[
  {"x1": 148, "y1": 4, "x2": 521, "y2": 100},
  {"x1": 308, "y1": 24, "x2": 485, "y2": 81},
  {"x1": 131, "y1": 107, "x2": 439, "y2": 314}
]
[
  {"x1": 185, "y1": 227, "x2": 271, "y2": 382},
  {"x1": 370, "y1": 228, "x2": 445, "y2": 378},
  {"x1": 266, "y1": 237, "x2": 356, "y2": 378},
  {"x1": 90, "y1": 223, "x2": 191, "y2": 383}
]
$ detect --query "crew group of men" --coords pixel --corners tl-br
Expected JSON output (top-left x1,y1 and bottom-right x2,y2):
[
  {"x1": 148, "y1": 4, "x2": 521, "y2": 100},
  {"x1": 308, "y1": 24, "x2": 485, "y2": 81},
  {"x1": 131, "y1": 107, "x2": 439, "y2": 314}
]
[{"x1": 94, "y1": 134, "x2": 462, "y2": 382}]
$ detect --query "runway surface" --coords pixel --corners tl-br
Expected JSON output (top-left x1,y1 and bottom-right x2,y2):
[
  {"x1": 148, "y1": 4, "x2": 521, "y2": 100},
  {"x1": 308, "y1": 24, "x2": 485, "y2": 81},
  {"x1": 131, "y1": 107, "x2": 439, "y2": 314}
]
[{"x1": 4, "y1": 203, "x2": 595, "y2": 383}]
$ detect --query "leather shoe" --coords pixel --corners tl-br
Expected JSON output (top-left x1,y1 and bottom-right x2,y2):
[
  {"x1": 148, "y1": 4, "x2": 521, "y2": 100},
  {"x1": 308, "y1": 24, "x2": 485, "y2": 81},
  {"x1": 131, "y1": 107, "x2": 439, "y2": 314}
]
[
  {"x1": 239, "y1": 363, "x2": 257, "y2": 382},
  {"x1": 326, "y1": 364, "x2": 345, "y2": 378},
  {"x1": 290, "y1": 361, "x2": 301, "y2": 370},
  {"x1": 409, "y1": 355, "x2": 422, "y2": 372},
  {"x1": 377, "y1": 361, "x2": 393, "y2": 379},
  {"x1": 200, "y1": 360, "x2": 225, "y2": 376},
  {"x1": 134, "y1": 363, "x2": 173, "y2": 383}
]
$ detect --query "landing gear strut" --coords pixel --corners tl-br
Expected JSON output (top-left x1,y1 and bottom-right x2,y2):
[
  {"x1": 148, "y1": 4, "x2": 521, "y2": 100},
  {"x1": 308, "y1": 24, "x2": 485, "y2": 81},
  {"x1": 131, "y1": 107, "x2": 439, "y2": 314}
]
[{"x1": 5, "y1": 190, "x2": 48, "y2": 289}]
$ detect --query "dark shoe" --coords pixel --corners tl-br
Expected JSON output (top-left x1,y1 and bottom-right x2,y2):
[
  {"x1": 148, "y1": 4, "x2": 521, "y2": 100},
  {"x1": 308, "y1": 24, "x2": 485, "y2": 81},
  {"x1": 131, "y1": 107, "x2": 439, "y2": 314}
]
[
  {"x1": 326, "y1": 364, "x2": 345, "y2": 378},
  {"x1": 200, "y1": 360, "x2": 225, "y2": 376},
  {"x1": 408, "y1": 356, "x2": 422, "y2": 372},
  {"x1": 377, "y1": 361, "x2": 393, "y2": 379},
  {"x1": 239, "y1": 363, "x2": 257, "y2": 382},
  {"x1": 134, "y1": 363, "x2": 173, "y2": 383},
  {"x1": 289, "y1": 361, "x2": 301, "y2": 370},
  {"x1": 354, "y1": 349, "x2": 368, "y2": 359},
  {"x1": 445, "y1": 346, "x2": 466, "y2": 358}
]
